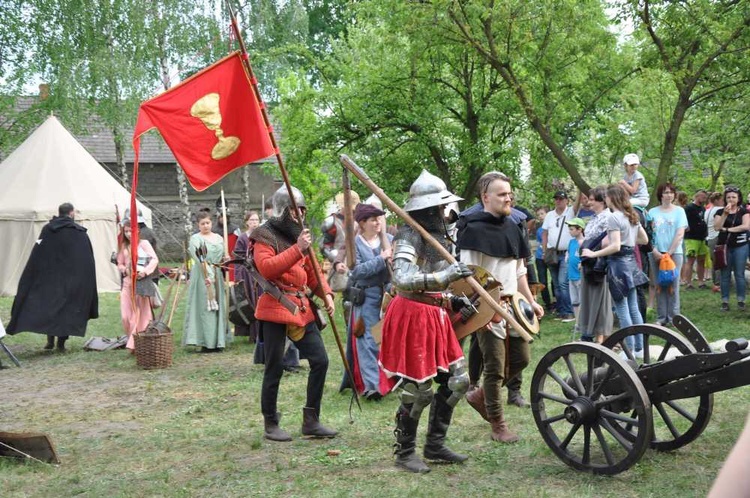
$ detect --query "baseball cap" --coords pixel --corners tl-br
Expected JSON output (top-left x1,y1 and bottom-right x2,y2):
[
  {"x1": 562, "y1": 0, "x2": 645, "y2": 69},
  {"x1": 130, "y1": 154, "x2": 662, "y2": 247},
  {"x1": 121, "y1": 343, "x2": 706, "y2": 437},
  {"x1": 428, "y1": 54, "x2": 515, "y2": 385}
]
[
  {"x1": 553, "y1": 190, "x2": 568, "y2": 200},
  {"x1": 566, "y1": 217, "x2": 586, "y2": 230},
  {"x1": 623, "y1": 153, "x2": 640, "y2": 165}
]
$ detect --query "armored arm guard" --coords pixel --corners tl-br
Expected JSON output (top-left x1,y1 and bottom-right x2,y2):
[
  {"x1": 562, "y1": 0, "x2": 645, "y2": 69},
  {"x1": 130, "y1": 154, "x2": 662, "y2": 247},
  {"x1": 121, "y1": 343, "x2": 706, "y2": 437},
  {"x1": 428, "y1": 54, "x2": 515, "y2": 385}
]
[{"x1": 392, "y1": 240, "x2": 460, "y2": 291}]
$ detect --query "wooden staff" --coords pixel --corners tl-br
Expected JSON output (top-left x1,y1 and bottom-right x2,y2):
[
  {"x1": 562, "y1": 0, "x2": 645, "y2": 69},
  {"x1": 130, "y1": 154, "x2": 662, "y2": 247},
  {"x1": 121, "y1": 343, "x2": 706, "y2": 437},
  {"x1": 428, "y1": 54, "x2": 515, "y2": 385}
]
[
  {"x1": 167, "y1": 269, "x2": 184, "y2": 328},
  {"x1": 339, "y1": 154, "x2": 534, "y2": 343},
  {"x1": 220, "y1": 188, "x2": 231, "y2": 322},
  {"x1": 226, "y1": 1, "x2": 360, "y2": 412},
  {"x1": 342, "y1": 168, "x2": 356, "y2": 270}
]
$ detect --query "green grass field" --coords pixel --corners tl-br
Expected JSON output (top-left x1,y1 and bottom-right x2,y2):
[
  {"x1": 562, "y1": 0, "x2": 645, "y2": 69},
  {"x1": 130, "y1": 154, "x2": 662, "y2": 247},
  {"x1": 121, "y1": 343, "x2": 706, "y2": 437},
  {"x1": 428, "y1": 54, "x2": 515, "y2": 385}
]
[{"x1": 1, "y1": 283, "x2": 749, "y2": 498}]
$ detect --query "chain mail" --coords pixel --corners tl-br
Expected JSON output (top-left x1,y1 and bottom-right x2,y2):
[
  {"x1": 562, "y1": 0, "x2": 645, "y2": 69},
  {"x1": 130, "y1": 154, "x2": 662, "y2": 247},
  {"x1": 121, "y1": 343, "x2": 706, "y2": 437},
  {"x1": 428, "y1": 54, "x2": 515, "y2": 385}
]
[
  {"x1": 397, "y1": 207, "x2": 453, "y2": 269},
  {"x1": 249, "y1": 208, "x2": 303, "y2": 252}
]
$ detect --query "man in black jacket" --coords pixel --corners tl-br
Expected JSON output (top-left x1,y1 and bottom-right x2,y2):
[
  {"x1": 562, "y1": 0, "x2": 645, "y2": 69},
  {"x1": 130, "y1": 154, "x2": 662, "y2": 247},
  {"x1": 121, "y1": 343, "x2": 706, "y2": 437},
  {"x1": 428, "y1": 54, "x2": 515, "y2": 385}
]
[{"x1": 7, "y1": 203, "x2": 98, "y2": 351}]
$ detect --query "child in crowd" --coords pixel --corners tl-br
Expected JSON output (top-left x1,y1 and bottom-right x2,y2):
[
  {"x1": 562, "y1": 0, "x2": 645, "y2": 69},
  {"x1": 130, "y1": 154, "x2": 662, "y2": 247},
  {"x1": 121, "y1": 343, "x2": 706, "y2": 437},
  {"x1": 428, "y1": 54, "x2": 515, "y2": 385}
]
[
  {"x1": 619, "y1": 153, "x2": 649, "y2": 207},
  {"x1": 565, "y1": 218, "x2": 586, "y2": 333}
]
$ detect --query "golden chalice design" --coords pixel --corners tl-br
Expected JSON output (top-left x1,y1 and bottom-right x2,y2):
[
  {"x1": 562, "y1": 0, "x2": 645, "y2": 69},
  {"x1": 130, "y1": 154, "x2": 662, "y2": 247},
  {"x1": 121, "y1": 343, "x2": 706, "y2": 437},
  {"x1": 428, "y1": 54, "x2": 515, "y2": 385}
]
[{"x1": 190, "y1": 93, "x2": 241, "y2": 160}]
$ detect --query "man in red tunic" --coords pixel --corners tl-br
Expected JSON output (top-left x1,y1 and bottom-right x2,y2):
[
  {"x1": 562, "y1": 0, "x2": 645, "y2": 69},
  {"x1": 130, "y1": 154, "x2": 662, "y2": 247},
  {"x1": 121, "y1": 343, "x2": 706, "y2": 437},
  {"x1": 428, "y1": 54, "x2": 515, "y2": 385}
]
[
  {"x1": 250, "y1": 186, "x2": 337, "y2": 441},
  {"x1": 378, "y1": 170, "x2": 474, "y2": 473}
]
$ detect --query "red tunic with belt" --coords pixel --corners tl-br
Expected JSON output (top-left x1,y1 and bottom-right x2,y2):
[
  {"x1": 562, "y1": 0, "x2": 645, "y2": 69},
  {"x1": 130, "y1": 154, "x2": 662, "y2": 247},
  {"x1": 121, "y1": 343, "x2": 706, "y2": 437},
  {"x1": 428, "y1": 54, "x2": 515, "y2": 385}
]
[{"x1": 253, "y1": 242, "x2": 332, "y2": 327}]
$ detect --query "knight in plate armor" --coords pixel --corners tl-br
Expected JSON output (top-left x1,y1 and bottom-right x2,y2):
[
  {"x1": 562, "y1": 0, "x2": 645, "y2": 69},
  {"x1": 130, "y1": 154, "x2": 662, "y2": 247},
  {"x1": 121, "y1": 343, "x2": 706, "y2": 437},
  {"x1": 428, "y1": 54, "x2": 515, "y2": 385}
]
[{"x1": 378, "y1": 170, "x2": 474, "y2": 473}]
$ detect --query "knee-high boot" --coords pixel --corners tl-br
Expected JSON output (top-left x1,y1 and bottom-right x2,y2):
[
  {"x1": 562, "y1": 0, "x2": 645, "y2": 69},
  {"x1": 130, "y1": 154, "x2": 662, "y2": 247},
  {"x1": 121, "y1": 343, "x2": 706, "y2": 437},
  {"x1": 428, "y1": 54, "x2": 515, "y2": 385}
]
[
  {"x1": 423, "y1": 392, "x2": 468, "y2": 463},
  {"x1": 393, "y1": 404, "x2": 430, "y2": 473}
]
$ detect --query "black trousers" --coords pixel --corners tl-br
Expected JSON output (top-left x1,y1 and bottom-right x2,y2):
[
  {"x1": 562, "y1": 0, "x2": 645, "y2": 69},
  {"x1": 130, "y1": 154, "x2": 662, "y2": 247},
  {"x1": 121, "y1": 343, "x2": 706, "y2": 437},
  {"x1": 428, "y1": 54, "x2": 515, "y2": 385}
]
[{"x1": 260, "y1": 320, "x2": 329, "y2": 417}]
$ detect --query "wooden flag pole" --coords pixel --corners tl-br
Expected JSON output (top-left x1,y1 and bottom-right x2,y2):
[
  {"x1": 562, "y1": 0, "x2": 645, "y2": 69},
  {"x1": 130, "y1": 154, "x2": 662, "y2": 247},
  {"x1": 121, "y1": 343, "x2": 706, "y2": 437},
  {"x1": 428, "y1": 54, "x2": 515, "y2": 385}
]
[{"x1": 226, "y1": 1, "x2": 361, "y2": 412}]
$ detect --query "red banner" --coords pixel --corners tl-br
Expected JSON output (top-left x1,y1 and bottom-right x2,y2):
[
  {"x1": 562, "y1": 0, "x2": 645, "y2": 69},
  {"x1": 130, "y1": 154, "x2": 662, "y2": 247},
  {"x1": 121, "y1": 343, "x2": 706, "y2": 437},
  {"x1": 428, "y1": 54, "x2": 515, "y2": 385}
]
[
  {"x1": 133, "y1": 51, "x2": 275, "y2": 191},
  {"x1": 129, "y1": 51, "x2": 275, "y2": 295}
]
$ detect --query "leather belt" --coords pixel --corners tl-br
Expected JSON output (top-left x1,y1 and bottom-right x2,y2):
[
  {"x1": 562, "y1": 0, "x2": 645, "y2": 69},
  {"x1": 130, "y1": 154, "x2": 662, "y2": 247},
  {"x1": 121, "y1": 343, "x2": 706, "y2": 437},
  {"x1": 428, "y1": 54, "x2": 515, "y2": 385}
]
[{"x1": 398, "y1": 291, "x2": 445, "y2": 308}]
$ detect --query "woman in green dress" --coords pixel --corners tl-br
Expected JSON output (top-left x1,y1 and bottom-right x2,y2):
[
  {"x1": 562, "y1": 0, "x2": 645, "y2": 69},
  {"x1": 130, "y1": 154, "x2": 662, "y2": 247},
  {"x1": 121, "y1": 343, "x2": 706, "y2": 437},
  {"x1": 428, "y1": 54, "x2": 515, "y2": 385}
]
[{"x1": 183, "y1": 211, "x2": 231, "y2": 351}]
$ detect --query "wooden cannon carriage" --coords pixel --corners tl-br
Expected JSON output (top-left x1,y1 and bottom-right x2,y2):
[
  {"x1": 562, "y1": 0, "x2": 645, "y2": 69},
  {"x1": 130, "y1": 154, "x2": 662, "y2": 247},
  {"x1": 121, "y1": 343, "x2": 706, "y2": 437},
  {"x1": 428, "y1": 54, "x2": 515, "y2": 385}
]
[{"x1": 530, "y1": 315, "x2": 750, "y2": 475}]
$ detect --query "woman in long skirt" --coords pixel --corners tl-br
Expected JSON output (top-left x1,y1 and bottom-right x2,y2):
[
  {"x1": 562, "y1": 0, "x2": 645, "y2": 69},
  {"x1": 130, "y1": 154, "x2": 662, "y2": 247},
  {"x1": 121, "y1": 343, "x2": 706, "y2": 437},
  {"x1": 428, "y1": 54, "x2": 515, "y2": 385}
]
[{"x1": 183, "y1": 211, "x2": 231, "y2": 351}]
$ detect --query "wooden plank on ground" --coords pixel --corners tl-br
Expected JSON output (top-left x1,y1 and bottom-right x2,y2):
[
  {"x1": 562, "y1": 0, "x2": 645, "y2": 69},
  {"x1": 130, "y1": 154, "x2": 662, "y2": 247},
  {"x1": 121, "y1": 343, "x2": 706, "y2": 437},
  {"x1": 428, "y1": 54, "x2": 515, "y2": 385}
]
[{"x1": 0, "y1": 432, "x2": 60, "y2": 464}]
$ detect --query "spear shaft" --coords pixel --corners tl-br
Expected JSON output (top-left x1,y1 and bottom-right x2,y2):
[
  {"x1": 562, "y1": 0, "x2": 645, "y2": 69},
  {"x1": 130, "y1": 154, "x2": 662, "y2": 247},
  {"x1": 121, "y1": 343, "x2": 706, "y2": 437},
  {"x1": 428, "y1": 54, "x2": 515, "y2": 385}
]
[{"x1": 339, "y1": 154, "x2": 533, "y2": 343}]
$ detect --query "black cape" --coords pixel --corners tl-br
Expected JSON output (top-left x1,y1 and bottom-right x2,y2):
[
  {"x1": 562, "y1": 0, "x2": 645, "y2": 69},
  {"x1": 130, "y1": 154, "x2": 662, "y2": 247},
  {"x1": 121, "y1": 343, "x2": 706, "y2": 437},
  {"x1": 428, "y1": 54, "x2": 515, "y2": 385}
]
[
  {"x1": 7, "y1": 216, "x2": 99, "y2": 337},
  {"x1": 456, "y1": 206, "x2": 530, "y2": 260}
]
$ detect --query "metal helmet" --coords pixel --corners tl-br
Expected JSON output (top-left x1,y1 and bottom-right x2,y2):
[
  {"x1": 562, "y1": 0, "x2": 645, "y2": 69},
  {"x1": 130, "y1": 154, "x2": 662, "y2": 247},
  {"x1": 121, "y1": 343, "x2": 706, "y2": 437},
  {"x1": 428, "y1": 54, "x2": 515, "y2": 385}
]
[
  {"x1": 403, "y1": 169, "x2": 463, "y2": 212},
  {"x1": 364, "y1": 193, "x2": 383, "y2": 210},
  {"x1": 271, "y1": 185, "x2": 306, "y2": 217}
]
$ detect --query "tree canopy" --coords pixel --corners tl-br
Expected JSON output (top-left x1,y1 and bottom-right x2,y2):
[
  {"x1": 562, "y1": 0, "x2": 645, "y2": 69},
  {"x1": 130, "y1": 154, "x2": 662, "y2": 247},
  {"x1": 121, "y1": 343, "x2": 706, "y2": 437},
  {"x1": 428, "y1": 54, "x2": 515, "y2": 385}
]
[{"x1": 2, "y1": 0, "x2": 749, "y2": 210}]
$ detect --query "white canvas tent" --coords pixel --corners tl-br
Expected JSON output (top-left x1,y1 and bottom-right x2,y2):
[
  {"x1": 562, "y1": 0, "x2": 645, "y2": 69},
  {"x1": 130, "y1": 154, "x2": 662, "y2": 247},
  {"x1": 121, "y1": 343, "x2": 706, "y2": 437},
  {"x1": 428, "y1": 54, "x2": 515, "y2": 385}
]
[{"x1": 0, "y1": 116, "x2": 151, "y2": 296}]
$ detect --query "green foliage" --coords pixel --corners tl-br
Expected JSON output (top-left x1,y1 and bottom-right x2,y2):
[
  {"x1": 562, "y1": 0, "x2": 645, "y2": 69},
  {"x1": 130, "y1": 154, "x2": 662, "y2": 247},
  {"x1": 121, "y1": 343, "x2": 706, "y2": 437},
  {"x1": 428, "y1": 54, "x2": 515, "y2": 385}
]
[{"x1": 2, "y1": 0, "x2": 750, "y2": 212}]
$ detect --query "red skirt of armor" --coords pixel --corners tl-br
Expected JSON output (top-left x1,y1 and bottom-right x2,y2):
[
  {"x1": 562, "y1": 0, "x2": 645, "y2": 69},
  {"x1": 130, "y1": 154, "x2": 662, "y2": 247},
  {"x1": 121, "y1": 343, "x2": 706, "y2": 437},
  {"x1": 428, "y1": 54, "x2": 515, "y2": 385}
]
[{"x1": 378, "y1": 295, "x2": 464, "y2": 393}]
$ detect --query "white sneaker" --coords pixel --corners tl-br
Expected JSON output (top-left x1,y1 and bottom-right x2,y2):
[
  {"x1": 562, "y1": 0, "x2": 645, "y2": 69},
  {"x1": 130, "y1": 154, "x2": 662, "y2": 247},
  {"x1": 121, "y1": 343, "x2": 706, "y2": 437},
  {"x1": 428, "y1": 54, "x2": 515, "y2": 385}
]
[{"x1": 634, "y1": 349, "x2": 644, "y2": 360}]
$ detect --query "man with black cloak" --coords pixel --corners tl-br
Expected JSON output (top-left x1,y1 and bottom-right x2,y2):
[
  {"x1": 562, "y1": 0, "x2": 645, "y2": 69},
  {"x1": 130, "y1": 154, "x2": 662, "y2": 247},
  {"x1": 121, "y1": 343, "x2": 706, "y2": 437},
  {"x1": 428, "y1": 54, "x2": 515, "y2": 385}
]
[{"x1": 7, "y1": 202, "x2": 98, "y2": 351}]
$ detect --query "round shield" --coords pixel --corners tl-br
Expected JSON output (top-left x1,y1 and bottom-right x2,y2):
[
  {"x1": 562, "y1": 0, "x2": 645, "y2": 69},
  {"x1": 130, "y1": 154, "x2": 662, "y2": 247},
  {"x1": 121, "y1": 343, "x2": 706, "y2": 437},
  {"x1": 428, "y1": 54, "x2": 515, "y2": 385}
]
[{"x1": 511, "y1": 293, "x2": 540, "y2": 335}]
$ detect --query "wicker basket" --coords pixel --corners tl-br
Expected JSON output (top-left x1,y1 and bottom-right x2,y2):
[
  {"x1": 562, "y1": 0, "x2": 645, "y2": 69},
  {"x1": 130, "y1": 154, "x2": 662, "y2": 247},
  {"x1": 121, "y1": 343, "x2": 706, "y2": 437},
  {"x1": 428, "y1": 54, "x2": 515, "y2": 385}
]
[{"x1": 134, "y1": 329, "x2": 174, "y2": 370}]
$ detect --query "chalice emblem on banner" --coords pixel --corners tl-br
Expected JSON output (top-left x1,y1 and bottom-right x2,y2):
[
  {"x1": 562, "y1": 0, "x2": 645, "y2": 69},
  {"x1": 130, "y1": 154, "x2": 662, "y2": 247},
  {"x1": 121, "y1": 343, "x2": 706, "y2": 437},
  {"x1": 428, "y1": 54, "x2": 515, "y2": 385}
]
[{"x1": 190, "y1": 93, "x2": 241, "y2": 160}]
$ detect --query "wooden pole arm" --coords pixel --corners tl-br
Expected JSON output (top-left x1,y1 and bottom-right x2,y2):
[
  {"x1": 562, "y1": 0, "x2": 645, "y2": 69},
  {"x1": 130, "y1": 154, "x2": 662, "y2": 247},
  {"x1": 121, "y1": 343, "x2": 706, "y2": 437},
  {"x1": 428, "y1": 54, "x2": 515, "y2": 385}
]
[{"x1": 339, "y1": 154, "x2": 533, "y2": 343}]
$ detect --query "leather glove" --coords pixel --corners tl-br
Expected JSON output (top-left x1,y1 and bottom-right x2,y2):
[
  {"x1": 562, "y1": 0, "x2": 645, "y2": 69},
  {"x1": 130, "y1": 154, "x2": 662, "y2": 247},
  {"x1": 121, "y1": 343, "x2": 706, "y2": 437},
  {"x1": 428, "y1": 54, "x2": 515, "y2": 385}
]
[
  {"x1": 450, "y1": 295, "x2": 477, "y2": 321},
  {"x1": 450, "y1": 295, "x2": 473, "y2": 313}
]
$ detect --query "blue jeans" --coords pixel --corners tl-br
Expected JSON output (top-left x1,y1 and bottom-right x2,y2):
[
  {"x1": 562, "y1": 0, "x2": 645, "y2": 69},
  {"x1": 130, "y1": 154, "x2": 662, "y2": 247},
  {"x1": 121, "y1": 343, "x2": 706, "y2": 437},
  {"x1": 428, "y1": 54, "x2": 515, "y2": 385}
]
[
  {"x1": 549, "y1": 253, "x2": 572, "y2": 315},
  {"x1": 615, "y1": 288, "x2": 644, "y2": 352},
  {"x1": 721, "y1": 244, "x2": 749, "y2": 303}
]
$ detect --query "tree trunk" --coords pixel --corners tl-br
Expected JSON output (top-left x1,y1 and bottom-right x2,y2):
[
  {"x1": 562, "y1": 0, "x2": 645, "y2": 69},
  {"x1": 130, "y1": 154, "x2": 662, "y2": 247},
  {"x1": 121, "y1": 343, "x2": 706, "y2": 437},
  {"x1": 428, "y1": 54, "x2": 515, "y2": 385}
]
[
  {"x1": 113, "y1": 126, "x2": 127, "y2": 187},
  {"x1": 242, "y1": 165, "x2": 251, "y2": 214},
  {"x1": 654, "y1": 90, "x2": 691, "y2": 203}
]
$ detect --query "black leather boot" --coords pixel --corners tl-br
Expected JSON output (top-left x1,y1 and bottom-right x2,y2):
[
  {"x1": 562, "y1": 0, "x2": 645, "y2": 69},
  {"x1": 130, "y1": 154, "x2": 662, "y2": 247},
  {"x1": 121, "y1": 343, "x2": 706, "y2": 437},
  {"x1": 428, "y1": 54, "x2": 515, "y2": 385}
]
[
  {"x1": 44, "y1": 336, "x2": 55, "y2": 350},
  {"x1": 301, "y1": 407, "x2": 337, "y2": 438},
  {"x1": 57, "y1": 336, "x2": 68, "y2": 352},
  {"x1": 263, "y1": 412, "x2": 292, "y2": 442},
  {"x1": 394, "y1": 405, "x2": 430, "y2": 473},
  {"x1": 423, "y1": 392, "x2": 468, "y2": 463}
]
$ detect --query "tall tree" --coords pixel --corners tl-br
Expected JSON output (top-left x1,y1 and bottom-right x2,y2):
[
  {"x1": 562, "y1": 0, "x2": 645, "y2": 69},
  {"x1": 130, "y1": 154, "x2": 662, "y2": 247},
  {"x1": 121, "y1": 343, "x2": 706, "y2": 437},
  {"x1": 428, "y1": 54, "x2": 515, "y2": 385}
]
[
  {"x1": 274, "y1": 0, "x2": 525, "y2": 206},
  {"x1": 617, "y1": 0, "x2": 750, "y2": 200},
  {"x1": 442, "y1": 0, "x2": 632, "y2": 194}
]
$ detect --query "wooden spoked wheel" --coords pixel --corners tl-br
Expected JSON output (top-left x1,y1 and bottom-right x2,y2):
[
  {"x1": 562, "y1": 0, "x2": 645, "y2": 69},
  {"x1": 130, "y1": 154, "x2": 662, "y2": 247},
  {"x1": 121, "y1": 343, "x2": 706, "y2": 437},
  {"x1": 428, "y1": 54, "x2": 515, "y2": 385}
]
[
  {"x1": 531, "y1": 342, "x2": 652, "y2": 475},
  {"x1": 603, "y1": 324, "x2": 713, "y2": 452}
]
